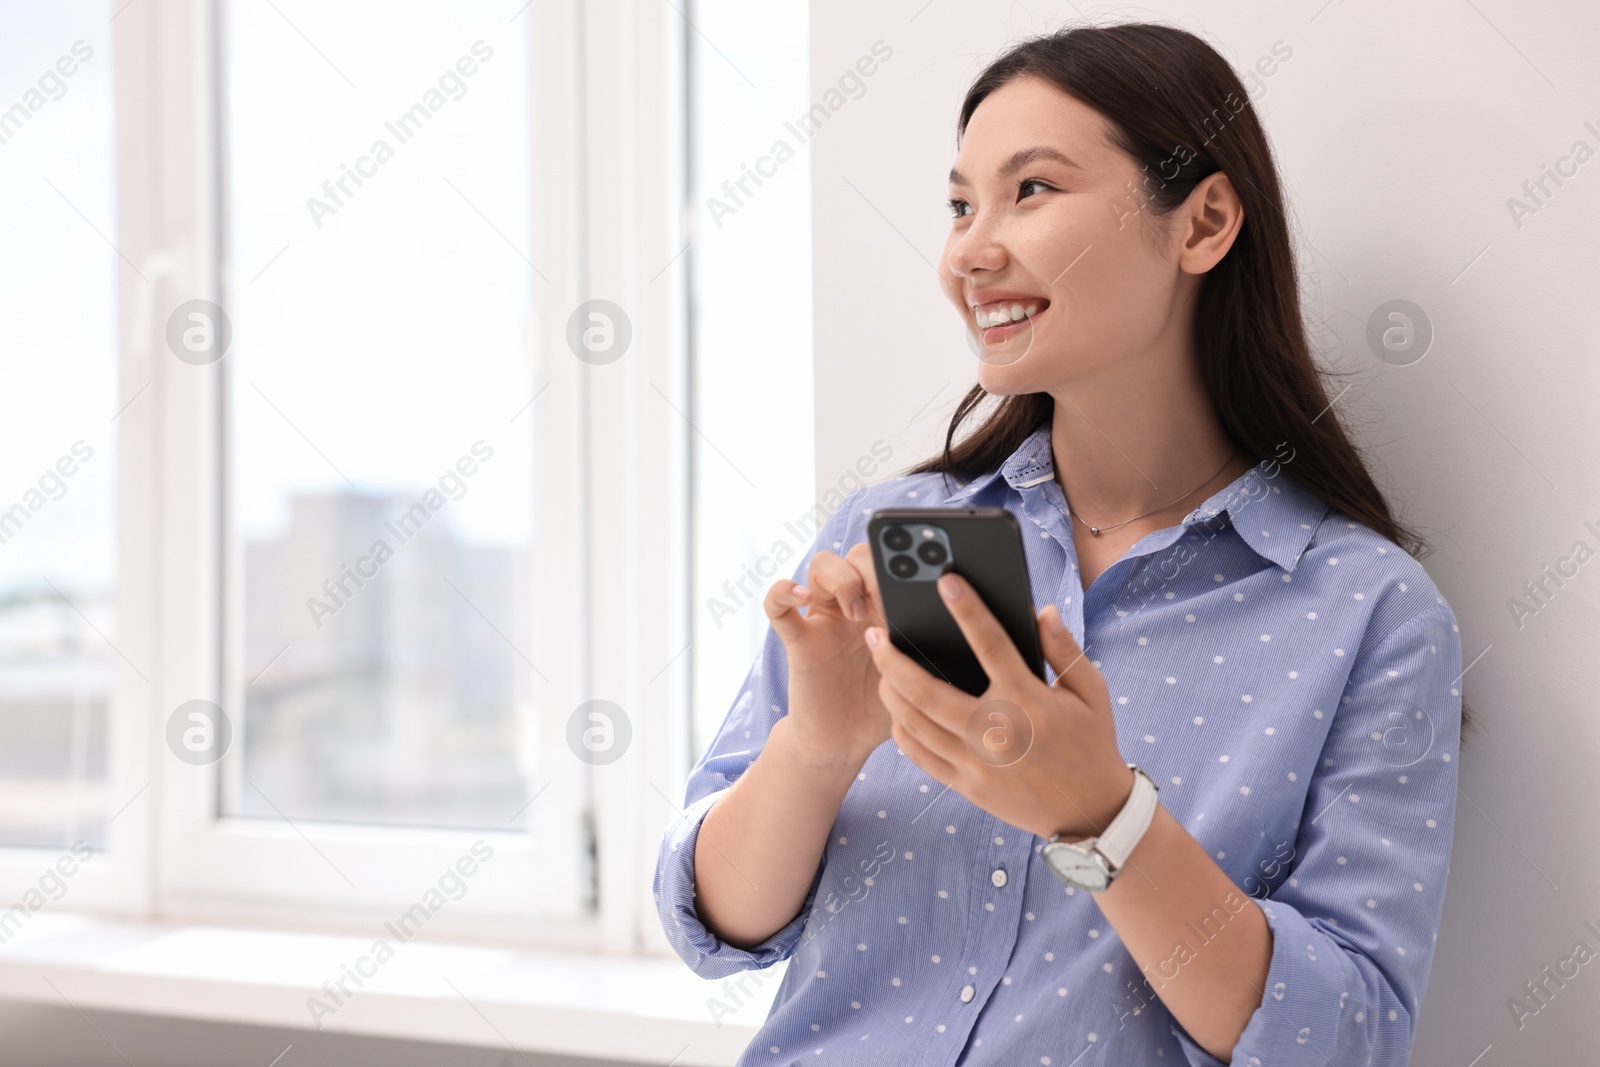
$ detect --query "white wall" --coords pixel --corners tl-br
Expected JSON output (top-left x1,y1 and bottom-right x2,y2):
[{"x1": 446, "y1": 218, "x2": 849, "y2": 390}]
[{"x1": 807, "y1": 1, "x2": 1600, "y2": 1062}]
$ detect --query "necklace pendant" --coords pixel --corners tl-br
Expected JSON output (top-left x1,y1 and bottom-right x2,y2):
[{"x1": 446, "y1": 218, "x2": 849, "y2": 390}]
[{"x1": 1089, "y1": 527, "x2": 1100, "y2": 536}]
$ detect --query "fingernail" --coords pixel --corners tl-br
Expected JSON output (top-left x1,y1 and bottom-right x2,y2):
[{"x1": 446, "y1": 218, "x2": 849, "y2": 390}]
[
  {"x1": 864, "y1": 627, "x2": 881, "y2": 649},
  {"x1": 938, "y1": 573, "x2": 962, "y2": 600},
  {"x1": 793, "y1": 584, "x2": 811, "y2": 598},
  {"x1": 850, "y1": 599, "x2": 866, "y2": 622},
  {"x1": 1047, "y1": 605, "x2": 1067, "y2": 636}
]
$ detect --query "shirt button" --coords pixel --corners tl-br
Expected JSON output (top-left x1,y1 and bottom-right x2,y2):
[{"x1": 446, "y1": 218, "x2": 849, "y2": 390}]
[
  {"x1": 960, "y1": 984, "x2": 976, "y2": 1003},
  {"x1": 990, "y1": 869, "x2": 1007, "y2": 888}
]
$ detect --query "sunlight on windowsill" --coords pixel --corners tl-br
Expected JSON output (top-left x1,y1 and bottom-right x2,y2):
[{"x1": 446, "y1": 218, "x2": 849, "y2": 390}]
[{"x1": 0, "y1": 912, "x2": 781, "y2": 1066}]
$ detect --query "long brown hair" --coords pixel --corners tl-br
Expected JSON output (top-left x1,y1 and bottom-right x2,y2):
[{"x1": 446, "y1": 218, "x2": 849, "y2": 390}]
[{"x1": 913, "y1": 23, "x2": 1473, "y2": 730}]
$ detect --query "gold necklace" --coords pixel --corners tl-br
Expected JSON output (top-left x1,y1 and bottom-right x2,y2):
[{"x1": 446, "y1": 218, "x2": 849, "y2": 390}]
[{"x1": 1067, "y1": 450, "x2": 1239, "y2": 536}]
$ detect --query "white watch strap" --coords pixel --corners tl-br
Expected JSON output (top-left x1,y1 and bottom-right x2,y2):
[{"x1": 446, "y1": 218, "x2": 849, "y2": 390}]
[{"x1": 1094, "y1": 765, "x2": 1159, "y2": 872}]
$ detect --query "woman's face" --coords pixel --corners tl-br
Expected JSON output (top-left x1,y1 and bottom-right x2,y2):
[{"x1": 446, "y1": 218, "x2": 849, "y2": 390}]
[{"x1": 939, "y1": 75, "x2": 1192, "y2": 393}]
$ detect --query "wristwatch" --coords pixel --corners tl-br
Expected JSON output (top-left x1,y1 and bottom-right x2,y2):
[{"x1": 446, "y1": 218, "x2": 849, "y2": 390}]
[{"x1": 1041, "y1": 764, "x2": 1159, "y2": 893}]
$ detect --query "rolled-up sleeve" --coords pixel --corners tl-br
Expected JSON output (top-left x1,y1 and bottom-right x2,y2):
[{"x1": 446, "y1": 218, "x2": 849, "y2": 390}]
[
  {"x1": 1174, "y1": 602, "x2": 1464, "y2": 1066},
  {"x1": 652, "y1": 489, "x2": 867, "y2": 979}
]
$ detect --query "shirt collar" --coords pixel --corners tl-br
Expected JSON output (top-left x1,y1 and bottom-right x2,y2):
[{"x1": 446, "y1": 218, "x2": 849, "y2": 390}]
[{"x1": 952, "y1": 423, "x2": 1329, "y2": 572}]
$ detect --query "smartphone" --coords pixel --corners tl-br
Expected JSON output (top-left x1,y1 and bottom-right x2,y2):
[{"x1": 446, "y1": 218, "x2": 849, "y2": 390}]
[{"x1": 866, "y1": 507, "x2": 1046, "y2": 696}]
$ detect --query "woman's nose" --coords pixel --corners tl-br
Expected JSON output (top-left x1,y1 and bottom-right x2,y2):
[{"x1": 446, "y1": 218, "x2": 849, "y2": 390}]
[{"x1": 947, "y1": 220, "x2": 1006, "y2": 278}]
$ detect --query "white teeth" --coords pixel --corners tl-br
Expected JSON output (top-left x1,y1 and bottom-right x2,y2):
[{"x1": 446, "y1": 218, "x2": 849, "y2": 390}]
[{"x1": 973, "y1": 302, "x2": 1044, "y2": 327}]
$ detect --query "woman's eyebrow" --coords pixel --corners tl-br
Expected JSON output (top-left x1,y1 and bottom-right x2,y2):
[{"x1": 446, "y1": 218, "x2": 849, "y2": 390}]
[{"x1": 948, "y1": 145, "x2": 1080, "y2": 186}]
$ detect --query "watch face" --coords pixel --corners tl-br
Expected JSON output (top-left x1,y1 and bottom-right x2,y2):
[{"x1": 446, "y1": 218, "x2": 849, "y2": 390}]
[{"x1": 1044, "y1": 842, "x2": 1111, "y2": 892}]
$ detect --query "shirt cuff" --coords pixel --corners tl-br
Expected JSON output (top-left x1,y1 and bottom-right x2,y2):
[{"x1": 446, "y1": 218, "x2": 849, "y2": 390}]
[
  {"x1": 652, "y1": 787, "x2": 823, "y2": 980},
  {"x1": 1171, "y1": 896, "x2": 1414, "y2": 1067}
]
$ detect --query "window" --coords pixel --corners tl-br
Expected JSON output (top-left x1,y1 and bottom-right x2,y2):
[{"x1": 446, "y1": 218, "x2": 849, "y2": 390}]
[
  {"x1": 217, "y1": 1, "x2": 538, "y2": 832},
  {"x1": 0, "y1": 9, "x2": 117, "y2": 853},
  {"x1": 687, "y1": 1, "x2": 816, "y2": 757},
  {"x1": 0, "y1": 0, "x2": 701, "y2": 950}
]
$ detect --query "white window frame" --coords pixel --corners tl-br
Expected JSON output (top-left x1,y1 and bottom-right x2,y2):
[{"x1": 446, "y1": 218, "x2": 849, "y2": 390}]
[{"x1": 0, "y1": 0, "x2": 689, "y2": 957}]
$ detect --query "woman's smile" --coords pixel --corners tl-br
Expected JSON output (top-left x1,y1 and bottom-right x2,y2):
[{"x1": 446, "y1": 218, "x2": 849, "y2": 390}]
[{"x1": 970, "y1": 291, "x2": 1051, "y2": 344}]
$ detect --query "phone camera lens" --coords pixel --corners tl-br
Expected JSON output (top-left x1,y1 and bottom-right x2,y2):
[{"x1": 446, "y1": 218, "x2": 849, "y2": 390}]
[
  {"x1": 916, "y1": 541, "x2": 947, "y2": 566},
  {"x1": 883, "y1": 526, "x2": 913, "y2": 551},
  {"x1": 888, "y1": 554, "x2": 918, "y2": 579}
]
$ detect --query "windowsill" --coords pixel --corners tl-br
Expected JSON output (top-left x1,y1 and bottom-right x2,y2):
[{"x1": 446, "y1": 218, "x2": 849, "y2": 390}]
[{"x1": 0, "y1": 912, "x2": 780, "y2": 1066}]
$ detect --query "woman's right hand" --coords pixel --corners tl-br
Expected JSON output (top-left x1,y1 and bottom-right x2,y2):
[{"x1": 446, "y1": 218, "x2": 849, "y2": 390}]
[
  {"x1": 764, "y1": 543, "x2": 893, "y2": 770},
  {"x1": 695, "y1": 544, "x2": 892, "y2": 949}
]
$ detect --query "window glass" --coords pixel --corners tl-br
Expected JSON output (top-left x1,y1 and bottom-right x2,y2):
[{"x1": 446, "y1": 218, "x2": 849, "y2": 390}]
[
  {"x1": 0, "y1": 6, "x2": 117, "y2": 850},
  {"x1": 220, "y1": 2, "x2": 539, "y2": 828},
  {"x1": 688, "y1": 1, "x2": 816, "y2": 756}
]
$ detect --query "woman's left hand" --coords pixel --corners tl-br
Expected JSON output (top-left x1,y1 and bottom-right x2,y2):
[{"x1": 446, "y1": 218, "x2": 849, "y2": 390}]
[{"x1": 863, "y1": 571, "x2": 1133, "y2": 841}]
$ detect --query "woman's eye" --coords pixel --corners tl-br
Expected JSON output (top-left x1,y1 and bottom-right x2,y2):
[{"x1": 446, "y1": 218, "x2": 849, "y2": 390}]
[{"x1": 947, "y1": 179, "x2": 1049, "y2": 217}]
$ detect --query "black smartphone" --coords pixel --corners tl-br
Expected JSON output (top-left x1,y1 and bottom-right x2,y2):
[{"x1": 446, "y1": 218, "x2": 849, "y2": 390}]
[{"x1": 866, "y1": 507, "x2": 1046, "y2": 696}]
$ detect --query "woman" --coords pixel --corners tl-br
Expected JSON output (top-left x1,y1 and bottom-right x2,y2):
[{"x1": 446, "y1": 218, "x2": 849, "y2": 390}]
[{"x1": 656, "y1": 22, "x2": 1461, "y2": 1066}]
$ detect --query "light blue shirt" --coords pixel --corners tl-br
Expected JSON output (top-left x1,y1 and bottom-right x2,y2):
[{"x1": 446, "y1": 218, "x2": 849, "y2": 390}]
[{"x1": 654, "y1": 424, "x2": 1463, "y2": 1066}]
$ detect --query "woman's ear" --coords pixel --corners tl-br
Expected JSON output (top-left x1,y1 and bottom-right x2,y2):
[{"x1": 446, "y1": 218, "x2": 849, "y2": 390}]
[{"x1": 1176, "y1": 170, "x2": 1245, "y2": 275}]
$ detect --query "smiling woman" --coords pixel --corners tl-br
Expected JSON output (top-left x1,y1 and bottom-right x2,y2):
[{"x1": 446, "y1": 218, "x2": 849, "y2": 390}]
[{"x1": 657, "y1": 20, "x2": 1463, "y2": 1067}]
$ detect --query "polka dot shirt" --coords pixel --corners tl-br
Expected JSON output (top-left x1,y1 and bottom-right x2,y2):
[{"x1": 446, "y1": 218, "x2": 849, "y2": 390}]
[{"x1": 654, "y1": 425, "x2": 1462, "y2": 1065}]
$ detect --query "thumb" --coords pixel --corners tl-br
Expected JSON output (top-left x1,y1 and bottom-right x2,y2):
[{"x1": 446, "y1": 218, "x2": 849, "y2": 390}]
[{"x1": 1036, "y1": 605, "x2": 1093, "y2": 691}]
